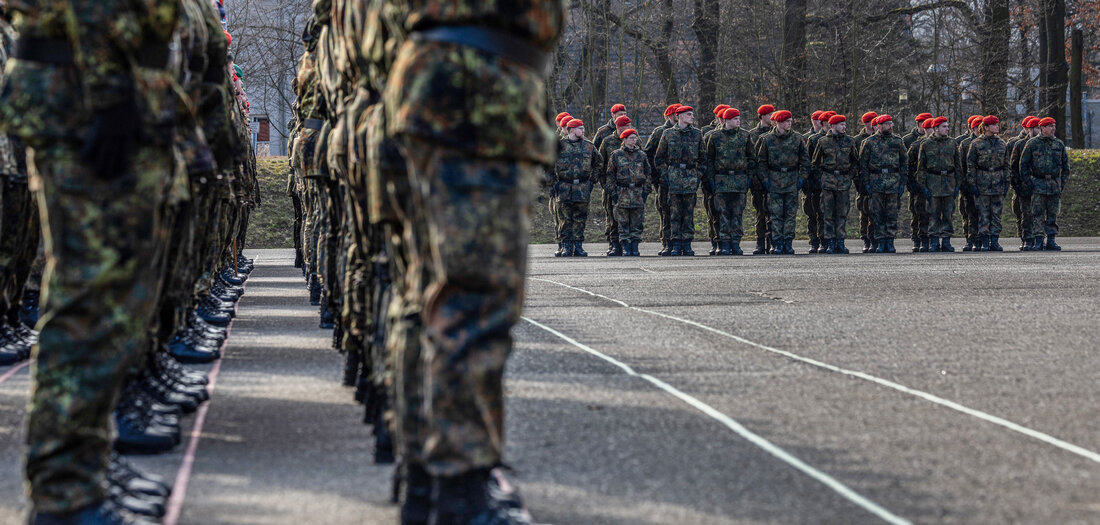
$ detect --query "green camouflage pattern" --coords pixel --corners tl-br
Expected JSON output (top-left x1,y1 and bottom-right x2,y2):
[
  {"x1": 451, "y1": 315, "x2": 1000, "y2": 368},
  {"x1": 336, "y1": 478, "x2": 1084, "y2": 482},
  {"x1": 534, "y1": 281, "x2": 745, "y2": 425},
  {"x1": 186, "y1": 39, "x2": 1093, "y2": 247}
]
[
  {"x1": 606, "y1": 144, "x2": 651, "y2": 209},
  {"x1": 592, "y1": 118, "x2": 616, "y2": 151},
  {"x1": 916, "y1": 136, "x2": 963, "y2": 197},
  {"x1": 654, "y1": 125, "x2": 705, "y2": 195},
  {"x1": 755, "y1": 129, "x2": 809, "y2": 194},
  {"x1": 965, "y1": 135, "x2": 1008, "y2": 196},
  {"x1": 858, "y1": 130, "x2": 907, "y2": 194},
  {"x1": 1019, "y1": 136, "x2": 1069, "y2": 196},
  {"x1": 704, "y1": 127, "x2": 756, "y2": 194},
  {"x1": 811, "y1": 132, "x2": 858, "y2": 192},
  {"x1": 712, "y1": 191, "x2": 747, "y2": 241}
]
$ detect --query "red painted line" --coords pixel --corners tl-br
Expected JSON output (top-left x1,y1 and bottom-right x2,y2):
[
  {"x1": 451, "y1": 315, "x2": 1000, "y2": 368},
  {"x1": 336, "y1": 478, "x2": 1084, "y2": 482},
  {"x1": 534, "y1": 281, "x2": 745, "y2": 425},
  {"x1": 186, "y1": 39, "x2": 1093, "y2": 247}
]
[{"x1": 0, "y1": 361, "x2": 30, "y2": 384}]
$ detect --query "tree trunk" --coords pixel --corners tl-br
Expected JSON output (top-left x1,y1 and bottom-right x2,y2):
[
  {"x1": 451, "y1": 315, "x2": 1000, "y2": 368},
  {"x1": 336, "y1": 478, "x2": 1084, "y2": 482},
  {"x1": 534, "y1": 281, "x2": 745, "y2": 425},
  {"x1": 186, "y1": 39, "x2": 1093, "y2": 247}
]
[
  {"x1": 1044, "y1": 0, "x2": 1068, "y2": 139},
  {"x1": 780, "y1": 0, "x2": 807, "y2": 117},
  {"x1": 692, "y1": 0, "x2": 720, "y2": 120},
  {"x1": 1038, "y1": 8, "x2": 1048, "y2": 114},
  {"x1": 1070, "y1": 29, "x2": 1083, "y2": 148},
  {"x1": 979, "y1": 0, "x2": 1009, "y2": 115},
  {"x1": 589, "y1": 0, "x2": 610, "y2": 125},
  {"x1": 658, "y1": 0, "x2": 677, "y2": 103}
]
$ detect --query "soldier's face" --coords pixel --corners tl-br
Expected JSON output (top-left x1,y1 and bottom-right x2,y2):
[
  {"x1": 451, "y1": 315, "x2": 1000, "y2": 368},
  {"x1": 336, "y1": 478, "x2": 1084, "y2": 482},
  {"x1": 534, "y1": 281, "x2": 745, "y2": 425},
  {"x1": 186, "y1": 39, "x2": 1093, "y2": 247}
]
[
  {"x1": 986, "y1": 123, "x2": 999, "y2": 133},
  {"x1": 880, "y1": 121, "x2": 893, "y2": 132},
  {"x1": 613, "y1": 111, "x2": 626, "y2": 120},
  {"x1": 679, "y1": 111, "x2": 695, "y2": 125},
  {"x1": 833, "y1": 121, "x2": 847, "y2": 134},
  {"x1": 1041, "y1": 125, "x2": 1055, "y2": 137},
  {"x1": 624, "y1": 134, "x2": 639, "y2": 147},
  {"x1": 570, "y1": 126, "x2": 584, "y2": 139},
  {"x1": 726, "y1": 116, "x2": 741, "y2": 129},
  {"x1": 776, "y1": 119, "x2": 792, "y2": 132},
  {"x1": 935, "y1": 123, "x2": 950, "y2": 137}
]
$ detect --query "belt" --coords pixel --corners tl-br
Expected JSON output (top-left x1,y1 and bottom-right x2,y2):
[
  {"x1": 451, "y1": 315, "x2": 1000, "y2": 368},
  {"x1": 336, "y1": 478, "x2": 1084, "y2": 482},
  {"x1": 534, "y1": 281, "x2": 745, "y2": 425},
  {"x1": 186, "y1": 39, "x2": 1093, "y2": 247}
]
[
  {"x1": 1035, "y1": 171, "x2": 1058, "y2": 179},
  {"x1": 561, "y1": 177, "x2": 588, "y2": 184},
  {"x1": 303, "y1": 119, "x2": 324, "y2": 130},
  {"x1": 13, "y1": 37, "x2": 74, "y2": 65},
  {"x1": 136, "y1": 44, "x2": 171, "y2": 69},
  {"x1": 829, "y1": 170, "x2": 844, "y2": 175},
  {"x1": 721, "y1": 170, "x2": 747, "y2": 176},
  {"x1": 677, "y1": 163, "x2": 691, "y2": 169},
  {"x1": 410, "y1": 26, "x2": 550, "y2": 72},
  {"x1": 775, "y1": 167, "x2": 792, "y2": 173},
  {"x1": 878, "y1": 169, "x2": 897, "y2": 174}
]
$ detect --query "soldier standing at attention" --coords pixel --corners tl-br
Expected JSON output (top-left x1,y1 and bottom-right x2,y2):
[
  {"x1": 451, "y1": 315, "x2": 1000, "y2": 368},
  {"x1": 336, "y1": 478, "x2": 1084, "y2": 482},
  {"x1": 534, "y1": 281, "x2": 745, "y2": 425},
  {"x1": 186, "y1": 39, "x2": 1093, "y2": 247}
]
[
  {"x1": 654, "y1": 105, "x2": 705, "y2": 256},
  {"x1": 645, "y1": 103, "x2": 680, "y2": 256},
  {"x1": 957, "y1": 115, "x2": 983, "y2": 251},
  {"x1": 916, "y1": 116, "x2": 963, "y2": 252},
  {"x1": 749, "y1": 104, "x2": 776, "y2": 254},
  {"x1": 1008, "y1": 116, "x2": 1039, "y2": 250},
  {"x1": 859, "y1": 114, "x2": 908, "y2": 253},
  {"x1": 593, "y1": 103, "x2": 627, "y2": 151},
  {"x1": 966, "y1": 115, "x2": 1010, "y2": 252},
  {"x1": 551, "y1": 113, "x2": 572, "y2": 256},
  {"x1": 806, "y1": 111, "x2": 824, "y2": 136},
  {"x1": 854, "y1": 111, "x2": 878, "y2": 252},
  {"x1": 555, "y1": 119, "x2": 601, "y2": 257},
  {"x1": 598, "y1": 115, "x2": 633, "y2": 256},
  {"x1": 703, "y1": 107, "x2": 756, "y2": 255},
  {"x1": 755, "y1": 110, "x2": 808, "y2": 255},
  {"x1": 1019, "y1": 117, "x2": 1069, "y2": 251},
  {"x1": 607, "y1": 128, "x2": 653, "y2": 256},
  {"x1": 906, "y1": 116, "x2": 935, "y2": 251},
  {"x1": 811, "y1": 114, "x2": 859, "y2": 254},
  {"x1": 803, "y1": 110, "x2": 833, "y2": 253},
  {"x1": 702, "y1": 104, "x2": 730, "y2": 254}
]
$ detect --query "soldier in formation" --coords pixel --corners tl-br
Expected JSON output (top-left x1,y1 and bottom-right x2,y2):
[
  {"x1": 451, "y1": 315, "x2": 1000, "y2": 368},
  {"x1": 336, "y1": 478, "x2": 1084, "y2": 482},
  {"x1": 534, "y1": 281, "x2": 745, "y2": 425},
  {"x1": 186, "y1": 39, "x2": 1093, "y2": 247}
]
[
  {"x1": 703, "y1": 108, "x2": 755, "y2": 255},
  {"x1": 915, "y1": 116, "x2": 962, "y2": 252},
  {"x1": 555, "y1": 119, "x2": 600, "y2": 257},
  {"x1": 966, "y1": 115, "x2": 1009, "y2": 251},
  {"x1": 859, "y1": 115, "x2": 908, "y2": 253},
  {"x1": 645, "y1": 104, "x2": 680, "y2": 255},
  {"x1": 654, "y1": 105, "x2": 705, "y2": 256},
  {"x1": 811, "y1": 114, "x2": 859, "y2": 254},
  {"x1": 1008, "y1": 116, "x2": 1041, "y2": 250},
  {"x1": 905, "y1": 113, "x2": 934, "y2": 252},
  {"x1": 755, "y1": 110, "x2": 808, "y2": 255},
  {"x1": 598, "y1": 115, "x2": 633, "y2": 256},
  {"x1": 1020, "y1": 117, "x2": 1070, "y2": 251},
  {"x1": 606, "y1": 128, "x2": 653, "y2": 256}
]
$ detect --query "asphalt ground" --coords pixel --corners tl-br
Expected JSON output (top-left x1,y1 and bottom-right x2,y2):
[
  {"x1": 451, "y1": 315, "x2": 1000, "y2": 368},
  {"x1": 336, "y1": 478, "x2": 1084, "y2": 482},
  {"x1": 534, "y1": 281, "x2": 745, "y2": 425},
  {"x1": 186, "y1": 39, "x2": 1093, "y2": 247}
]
[{"x1": 1, "y1": 240, "x2": 1099, "y2": 524}]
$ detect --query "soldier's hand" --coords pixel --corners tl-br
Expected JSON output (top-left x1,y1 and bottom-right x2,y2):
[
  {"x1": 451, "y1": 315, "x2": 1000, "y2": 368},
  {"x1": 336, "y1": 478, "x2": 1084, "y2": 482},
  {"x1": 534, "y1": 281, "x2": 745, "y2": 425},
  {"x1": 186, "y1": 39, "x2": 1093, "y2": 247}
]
[{"x1": 81, "y1": 98, "x2": 142, "y2": 180}]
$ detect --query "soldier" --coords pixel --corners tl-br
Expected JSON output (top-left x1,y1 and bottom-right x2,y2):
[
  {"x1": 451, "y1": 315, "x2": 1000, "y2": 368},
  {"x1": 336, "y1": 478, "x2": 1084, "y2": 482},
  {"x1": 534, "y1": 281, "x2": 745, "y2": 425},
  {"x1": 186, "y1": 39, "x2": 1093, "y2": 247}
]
[
  {"x1": 755, "y1": 110, "x2": 809, "y2": 255},
  {"x1": 859, "y1": 114, "x2": 908, "y2": 253},
  {"x1": 966, "y1": 115, "x2": 1009, "y2": 251},
  {"x1": 550, "y1": 113, "x2": 572, "y2": 256},
  {"x1": 916, "y1": 116, "x2": 963, "y2": 252},
  {"x1": 598, "y1": 115, "x2": 633, "y2": 256},
  {"x1": 1019, "y1": 117, "x2": 1070, "y2": 251},
  {"x1": 906, "y1": 116, "x2": 935, "y2": 251},
  {"x1": 1009, "y1": 116, "x2": 1040, "y2": 250},
  {"x1": 645, "y1": 103, "x2": 680, "y2": 256},
  {"x1": 701, "y1": 104, "x2": 730, "y2": 254},
  {"x1": 556, "y1": 112, "x2": 572, "y2": 138},
  {"x1": 806, "y1": 111, "x2": 824, "y2": 136},
  {"x1": 957, "y1": 115, "x2": 983, "y2": 251},
  {"x1": 382, "y1": 1, "x2": 565, "y2": 522},
  {"x1": 748, "y1": 104, "x2": 776, "y2": 254},
  {"x1": 555, "y1": 119, "x2": 601, "y2": 257},
  {"x1": 853, "y1": 111, "x2": 878, "y2": 252},
  {"x1": 594, "y1": 104, "x2": 627, "y2": 150},
  {"x1": 803, "y1": 110, "x2": 833, "y2": 253},
  {"x1": 654, "y1": 105, "x2": 705, "y2": 256},
  {"x1": 812, "y1": 114, "x2": 859, "y2": 254},
  {"x1": 606, "y1": 128, "x2": 653, "y2": 256},
  {"x1": 703, "y1": 107, "x2": 756, "y2": 255}
]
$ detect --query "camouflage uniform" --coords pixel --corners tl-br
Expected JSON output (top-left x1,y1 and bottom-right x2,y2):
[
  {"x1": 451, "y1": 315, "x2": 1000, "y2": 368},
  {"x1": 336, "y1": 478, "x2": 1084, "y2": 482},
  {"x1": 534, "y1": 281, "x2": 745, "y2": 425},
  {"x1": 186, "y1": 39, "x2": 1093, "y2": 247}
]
[
  {"x1": 811, "y1": 131, "x2": 859, "y2": 244},
  {"x1": 859, "y1": 130, "x2": 907, "y2": 246},
  {"x1": 1007, "y1": 131, "x2": 1034, "y2": 247},
  {"x1": 644, "y1": 120, "x2": 672, "y2": 251},
  {"x1": 852, "y1": 128, "x2": 874, "y2": 247},
  {"x1": 1, "y1": 0, "x2": 180, "y2": 513},
  {"x1": 956, "y1": 132, "x2": 980, "y2": 248},
  {"x1": 915, "y1": 135, "x2": 963, "y2": 241},
  {"x1": 748, "y1": 122, "x2": 774, "y2": 250},
  {"x1": 1019, "y1": 135, "x2": 1070, "y2": 245},
  {"x1": 755, "y1": 129, "x2": 809, "y2": 249},
  {"x1": 597, "y1": 131, "x2": 623, "y2": 251},
  {"x1": 966, "y1": 134, "x2": 1009, "y2": 246},
  {"x1": 802, "y1": 129, "x2": 825, "y2": 249},
  {"x1": 592, "y1": 117, "x2": 616, "y2": 151},
  {"x1": 606, "y1": 143, "x2": 652, "y2": 246},
  {"x1": 654, "y1": 124, "x2": 704, "y2": 250},
  {"x1": 382, "y1": 0, "x2": 564, "y2": 482},
  {"x1": 554, "y1": 136, "x2": 600, "y2": 247},
  {"x1": 703, "y1": 126, "x2": 755, "y2": 246},
  {"x1": 904, "y1": 130, "x2": 931, "y2": 249}
]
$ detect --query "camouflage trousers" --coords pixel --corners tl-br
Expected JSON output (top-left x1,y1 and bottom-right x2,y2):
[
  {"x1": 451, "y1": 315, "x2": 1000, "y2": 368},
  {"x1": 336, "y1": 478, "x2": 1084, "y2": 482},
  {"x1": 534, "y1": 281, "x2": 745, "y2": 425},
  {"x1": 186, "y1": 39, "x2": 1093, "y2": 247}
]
[
  {"x1": 927, "y1": 195, "x2": 957, "y2": 238},
  {"x1": 613, "y1": 205, "x2": 644, "y2": 243},
  {"x1": 767, "y1": 191, "x2": 798, "y2": 241},
  {"x1": 556, "y1": 200, "x2": 589, "y2": 242},
  {"x1": 702, "y1": 189, "x2": 717, "y2": 243},
  {"x1": 292, "y1": 193, "x2": 304, "y2": 265},
  {"x1": 657, "y1": 183, "x2": 671, "y2": 244},
  {"x1": 601, "y1": 185, "x2": 619, "y2": 243},
  {"x1": 802, "y1": 189, "x2": 823, "y2": 243},
  {"x1": 750, "y1": 181, "x2": 770, "y2": 243},
  {"x1": 974, "y1": 195, "x2": 1004, "y2": 236},
  {"x1": 958, "y1": 192, "x2": 978, "y2": 240},
  {"x1": 870, "y1": 192, "x2": 900, "y2": 240},
  {"x1": 856, "y1": 190, "x2": 873, "y2": 241},
  {"x1": 669, "y1": 193, "x2": 697, "y2": 242},
  {"x1": 1030, "y1": 194, "x2": 1060, "y2": 238},
  {"x1": 712, "y1": 191, "x2": 746, "y2": 242},
  {"x1": 821, "y1": 189, "x2": 850, "y2": 240},
  {"x1": 908, "y1": 192, "x2": 930, "y2": 240},
  {"x1": 1012, "y1": 192, "x2": 1033, "y2": 240},
  {"x1": 549, "y1": 193, "x2": 560, "y2": 244},
  {"x1": 396, "y1": 138, "x2": 533, "y2": 476},
  {"x1": 0, "y1": 177, "x2": 40, "y2": 316},
  {"x1": 25, "y1": 143, "x2": 167, "y2": 513}
]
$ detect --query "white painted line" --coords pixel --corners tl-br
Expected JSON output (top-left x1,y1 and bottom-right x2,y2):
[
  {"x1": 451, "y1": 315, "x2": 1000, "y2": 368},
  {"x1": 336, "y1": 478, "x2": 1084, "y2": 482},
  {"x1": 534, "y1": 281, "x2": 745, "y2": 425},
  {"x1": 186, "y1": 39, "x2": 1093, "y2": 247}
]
[
  {"x1": 531, "y1": 277, "x2": 1100, "y2": 465},
  {"x1": 523, "y1": 316, "x2": 911, "y2": 525}
]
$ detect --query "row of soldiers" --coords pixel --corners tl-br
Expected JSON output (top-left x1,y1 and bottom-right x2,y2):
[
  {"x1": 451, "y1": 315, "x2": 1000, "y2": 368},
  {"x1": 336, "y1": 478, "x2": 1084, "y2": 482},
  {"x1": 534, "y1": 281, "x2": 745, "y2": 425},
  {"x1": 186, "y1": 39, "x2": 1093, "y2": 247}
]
[
  {"x1": 0, "y1": 1, "x2": 260, "y2": 523},
  {"x1": 286, "y1": 1, "x2": 565, "y2": 525},
  {"x1": 550, "y1": 103, "x2": 1071, "y2": 256}
]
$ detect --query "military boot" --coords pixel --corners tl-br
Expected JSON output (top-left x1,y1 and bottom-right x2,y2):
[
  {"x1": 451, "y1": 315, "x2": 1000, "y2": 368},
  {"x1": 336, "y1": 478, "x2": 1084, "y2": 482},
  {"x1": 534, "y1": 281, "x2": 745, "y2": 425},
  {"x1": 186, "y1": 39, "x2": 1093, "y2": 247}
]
[
  {"x1": 294, "y1": 250, "x2": 304, "y2": 268},
  {"x1": 113, "y1": 405, "x2": 179, "y2": 455},
  {"x1": 1030, "y1": 236, "x2": 1044, "y2": 251},
  {"x1": 574, "y1": 242, "x2": 588, "y2": 257},
  {"x1": 975, "y1": 234, "x2": 989, "y2": 252},
  {"x1": 669, "y1": 241, "x2": 683, "y2": 256},
  {"x1": 752, "y1": 238, "x2": 767, "y2": 255},
  {"x1": 428, "y1": 468, "x2": 535, "y2": 525},
  {"x1": 681, "y1": 241, "x2": 695, "y2": 256},
  {"x1": 401, "y1": 462, "x2": 432, "y2": 525},
  {"x1": 809, "y1": 239, "x2": 820, "y2": 254},
  {"x1": 0, "y1": 327, "x2": 22, "y2": 366},
  {"x1": 824, "y1": 239, "x2": 836, "y2": 254},
  {"x1": 319, "y1": 304, "x2": 336, "y2": 330},
  {"x1": 1019, "y1": 238, "x2": 1029, "y2": 251},
  {"x1": 930, "y1": 237, "x2": 942, "y2": 252},
  {"x1": 631, "y1": 241, "x2": 642, "y2": 256},
  {"x1": 309, "y1": 275, "x2": 322, "y2": 305},
  {"x1": 29, "y1": 500, "x2": 159, "y2": 525},
  {"x1": 838, "y1": 239, "x2": 850, "y2": 254},
  {"x1": 658, "y1": 241, "x2": 672, "y2": 256},
  {"x1": 963, "y1": 236, "x2": 974, "y2": 251},
  {"x1": 941, "y1": 237, "x2": 955, "y2": 252},
  {"x1": 107, "y1": 482, "x2": 165, "y2": 519},
  {"x1": 990, "y1": 235, "x2": 1003, "y2": 252},
  {"x1": 921, "y1": 237, "x2": 931, "y2": 252},
  {"x1": 862, "y1": 237, "x2": 872, "y2": 253},
  {"x1": 709, "y1": 241, "x2": 718, "y2": 256},
  {"x1": 109, "y1": 453, "x2": 172, "y2": 498},
  {"x1": 605, "y1": 241, "x2": 616, "y2": 256},
  {"x1": 554, "y1": 243, "x2": 563, "y2": 257},
  {"x1": 1046, "y1": 235, "x2": 1061, "y2": 251},
  {"x1": 731, "y1": 241, "x2": 744, "y2": 256},
  {"x1": 19, "y1": 289, "x2": 39, "y2": 327},
  {"x1": 886, "y1": 238, "x2": 897, "y2": 253}
]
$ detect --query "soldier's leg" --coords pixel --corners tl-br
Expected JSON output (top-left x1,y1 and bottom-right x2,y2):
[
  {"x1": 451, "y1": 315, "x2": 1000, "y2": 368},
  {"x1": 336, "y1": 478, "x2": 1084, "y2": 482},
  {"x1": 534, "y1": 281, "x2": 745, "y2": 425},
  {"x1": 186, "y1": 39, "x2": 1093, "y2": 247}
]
[
  {"x1": 658, "y1": 184, "x2": 671, "y2": 247},
  {"x1": 821, "y1": 190, "x2": 836, "y2": 241},
  {"x1": 602, "y1": 188, "x2": 616, "y2": 245},
  {"x1": 682, "y1": 193, "x2": 697, "y2": 243},
  {"x1": 1044, "y1": 194, "x2": 1060, "y2": 237},
  {"x1": 802, "y1": 191, "x2": 818, "y2": 247},
  {"x1": 555, "y1": 198, "x2": 570, "y2": 245},
  {"x1": 784, "y1": 192, "x2": 798, "y2": 242},
  {"x1": 703, "y1": 189, "x2": 717, "y2": 247},
  {"x1": 751, "y1": 183, "x2": 769, "y2": 246},
  {"x1": 885, "y1": 193, "x2": 900, "y2": 240},
  {"x1": 713, "y1": 192, "x2": 731, "y2": 242},
  {"x1": 573, "y1": 201, "x2": 589, "y2": 245},
  {"x1": 836, "y1": 190, "x2": 850, "y2": 240},
  {"x1": 975, "y1": 196, "x2": 991, "y2": 239},
  {"x1": 990, "y1": 195, "x2": 1004, "y2": 238},
  {"x1": 857, "y1": 191, "x2": 871, "y2": 242},
  {"x1": 1012, "y1": 192, "x2": 1023, "y2": 244},
  {"x1": 730, "y1": 192, "x2": 746, "y2": 245},
  {"x1": 1019, "y1": 194, "x2": 1033, "y2": 246},
  {"x1": 25, "y1": 144, "x2": 166, "y2": 514},
  {"x1": 870, "y1": 193, "x2": 886, "y2": 242},
  {"x1": 0, "y1": 178, "x2": 33, "y2": 316},
  {"x1": 766, "y1": 191, "x2": 784, "y2": 245},
  {"x1": 612, "y1": 205, "x2": 631, "y2": 244}
]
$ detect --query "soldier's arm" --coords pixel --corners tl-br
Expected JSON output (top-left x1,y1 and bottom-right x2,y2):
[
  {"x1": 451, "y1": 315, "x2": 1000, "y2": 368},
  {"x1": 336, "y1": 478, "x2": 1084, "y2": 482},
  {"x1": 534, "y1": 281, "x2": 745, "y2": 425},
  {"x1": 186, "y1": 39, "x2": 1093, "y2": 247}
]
[
  {"x1": 1060, "y1": 146, "x2": 1070, "y2": 190},
  {"x1": 1018, "y1": 143, "x2": 1033, "y2": 181},
  {"x1": 644, "y1": 128, "x2": 662, "y2": 163},
  {"x1": 914, "y1": 144, "x2": 928, "y2": 190},
  {"x1": 797, "y1": 140, "x2": 810, "y2": 184},
  {"x1": 703, "y1": 135, "x2": 716, "y2": 186},
  {"x1": 965, "y1": 143, "x2": 978, "y2": 187},
  {"x1": 858, "y1": 140, "x2": 870, "y2": 183},
  {"x1": 653, "y1": 135, "x2": 669, "y2": 179},
  {"x1": 592, "y1": 147, "x2": 604, "y2": 188}
]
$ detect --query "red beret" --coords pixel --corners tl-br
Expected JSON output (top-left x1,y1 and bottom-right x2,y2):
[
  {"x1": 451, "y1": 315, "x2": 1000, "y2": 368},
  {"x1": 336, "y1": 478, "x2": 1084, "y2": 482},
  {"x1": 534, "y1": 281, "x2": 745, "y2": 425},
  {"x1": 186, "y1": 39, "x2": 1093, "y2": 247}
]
[
  {"x1": 556, "y1": 113, "x2": 571, "y2": 125},
  {"x1": 1022, "y1": 117, "x2": 1039, "y2": 129},
  {"x1": 932, "y1": 116, "x2": 948, "y2": 127},
  {"x1": 675, "y1": 105, "x2": 694, "y2": 114},
  {"x1": 664, "y1": 104, "x2": 682, "y2": 117},
  {"x1": 982, "y1": 115, "x2": 999, "y2": 126},
  {"x1": 225, "y1": 31, "x2": 233, "y2": 46},
  {"x1": 828, "y1": 114, "x2": 846, "y2": 125},
  {"x1": 1039, "y1": 117, "x2": 1056, "y2": 127},
  {"x1": 921, "y1": 118, "x2": 935, "y2": 129},
  {"x1": 877, "y1": 114, "x2": 892, "y2": 124},
  {"x1": 968, "y1": 115, "x2": 982, "y2": 128},
  {"x1": 820, "y1": 111, "x2": 836, "y2": 121},
  {"x1": 610, "y1": 104, "x2": 626, "y2": 114},
  {"x1": 1024, "y1": 115, "x2": 1037, "y2": 125},
  {"x1": 757, "y1": 104, "x2": 775, "y2": 116},
  {"x1": 771, "y1": 110, "x2": 792, "y2": 123},
  {"x1": 915, "y1": 113, "x2": 933, "y2": 122},
  {"x1": 565, "y1": 119, "x2": 583, "y2": 128},
  {"x1": 720, "y1": 108, "x2": 740, "y2": 119},
  {"x1": 861, "y1": 111, "x2": 878, "y2": 124},
  {"x1": 620, "y1": 128, "x2": 638, "y2": 140},
  {"x1": 556, "y1": 112, "x2": 570, "y2": 121},
  {"x1": 614, "y1": 116, "x2": 631, "y2": 127},
  {"x1": 811, "y1": 111, "x2": 824, "y2": 121},
  {"x1": 713, "y1": 104, "x2": 730, "y2": 115}
]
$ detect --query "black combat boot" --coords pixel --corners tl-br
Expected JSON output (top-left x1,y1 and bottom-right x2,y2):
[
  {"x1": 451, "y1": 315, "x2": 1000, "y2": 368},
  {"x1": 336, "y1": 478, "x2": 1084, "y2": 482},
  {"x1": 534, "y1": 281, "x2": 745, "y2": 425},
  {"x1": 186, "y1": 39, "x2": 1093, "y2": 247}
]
[
  {"x1": 1019, "y1": 237, "x2": 1029, "y2": 251},
  {"x1": 824, "y1": 239, "x2": 836, "y2": 254},
  {"x1": 930, "y1": 237, "x2": 941, "y2": 252},
  {"x1": 787, "y1": 239, "x2": 796, "y2": 255},
  {"x1": 631, "y1": 241, "x2": 641, "y2": 256},
  {"x1": 669, "y1": 241, "x2": 682, "y2": 256},
  {"x1": 30, "y1": 500, "x2": 159, "y2": 525},
  {"x1": 770, "y1": 239, "x2": 782, "y2": 255},
  {"x1": 612, "y1": 240, "x2": 624, "y2": 256},
  {"x1": 294, "y1": 250, "x2": 304, "y2": 268},
  {"x1": 0, "y1": 326, "x2": 24, "y2": 366},
  {"x1": 320, "y1": 305, "x2": 336, "y2": 330},
  {"x1": 975, "y1": 234, "x2": 988, "y2": 252},
  {"x1": 861, "y1": 237, "x2": 871, "y2": 253},
  {"x1": 428, "y1": 468, "x2": 535, "y2": 525},
  {"x1": 731, "y1": 241, "x2": 744, "y2": 256},
  {"x1": 19, "y1": 289, "x2": 39, "y2": 327},
  {"x1": 554, "y1": 243, "x2": 563, "y2": 257},
  {"x1": 921, "y1": 237, "x2": 931, "y2": 252},
  {"x1": 681, "y1": 241, "x2": 694, "y2": 256},
  {"x1": 658, "y1": 241, "x2": 671, "y2": 256},
  {"x1": 838, "y1": 239, "x2": 850, "y2": 254},
  {"x1": 886, "y1": 238, "x2": 897, "y2": 253},
  {"x1": 1046, "y1": 235, "x2": 1061, "y2": 251},
  {"x1": 990, "y1": 235, "x2": 1003, "y2": 251},
  {"x1": 574, "y1": 242, "x2": 588, "y2": 257},
  {"x1": 809, "y1": 239, "x2": 820, "y2": 254},
  {"x1": 963, "y1": 236, "x2": 974, "y2": 251},
  {"x1": 401, "y1": 462, "x2": 432, "y2": 525},
  {"x1": 605, "y1": 241, "x2": 616, "y2": 256},
  {"x1": 113, "y1": 405, "x2": 179, "y2": 455},
  {"x1": 309, "y1": 275, "x2": 322, "y2": 306},
  {"x1": 709, "y1": 241, "x2": 718, "y2": 256},
  {"x1": 941, "y1": 237, "x2": 955, "y2": 252},
  {"x1": 109, "y1": 453, "x2": 172, "y2": 498},
  {"x1": 752, "y1": 238, "x2": 767, "y2": 255},
  {"x1": 911, "y1": 238, "x2": 920, "y2": 252},
  {"x1": 1030, "y1": 236, "x2": 1044, "y2": 251}
]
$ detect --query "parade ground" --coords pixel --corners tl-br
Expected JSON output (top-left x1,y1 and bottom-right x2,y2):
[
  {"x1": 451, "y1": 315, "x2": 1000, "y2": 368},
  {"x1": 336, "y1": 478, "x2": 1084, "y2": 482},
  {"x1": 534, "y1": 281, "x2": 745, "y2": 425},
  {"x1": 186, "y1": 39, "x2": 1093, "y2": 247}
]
[{"x1": 2, "y1": 241, "x2": 1099, "y2": 525}]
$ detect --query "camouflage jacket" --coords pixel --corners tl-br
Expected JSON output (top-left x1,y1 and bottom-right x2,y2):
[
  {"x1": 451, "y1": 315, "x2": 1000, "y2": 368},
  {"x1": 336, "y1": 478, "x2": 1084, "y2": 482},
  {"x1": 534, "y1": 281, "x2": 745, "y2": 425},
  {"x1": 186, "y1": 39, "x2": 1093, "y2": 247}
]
[
  {"x1": 1008, "y1": 133, "x2": 1036, "y2": 191},
  {"x1": 593, "y1": 118, "x2": 615, "y2": 151},
  {"x1": 859, "y1": 131, "x2": 907, "y2": 194},
  {"x1": 966, "y1": 135, "x2": 1008, "y2": 195},
  {"x1": 748, "y1": 122, "x2": 773, "y2": 149},
  {"x1": 0, "y1": 18, "x2": 21, "y2": 177},
  {"x1": 755, "y1": 129, "x2": 809, "y2": 194},
  {"x1": 811, "y1": 132, "x2": 859, "y2": 192},
  {"x1": 598, "y1": 132, "x2": 624, "y2": 184},
  {"x1": 384, "y1": 0, "x2": 565, "y2": 166},
  {"x1": 905, "y1": 134, "x2": 928, "y2": 190},
  {"x1": 956, "y1": 134, "x2": 977, "y2": 179},
  {"x1": 606, "y1": 144, "x2": 652, "y2": 208},
  {"x1": 703, "y1": 127, "x2": 755, "y2": 194},
  {"x1": 1019, "y1": 136, "x2": 1070, "y2": 196},
  {"x1": 902, "y1": 128, "x2": 923, "y2": 151},
  {"x1": 803, "y1": 130, "x2": 826, "y2": 191},
  {"x1": 653, "y1": 125, "x2": 705, "y2": 195},
  {"x1": 915, "y1": 135, "x2": 963, "y2": 197},
  {"x1": 644, "y1": 121, "x2": 670, "y2": 165},
  {"x1": 554, "y1": 137, "x2": 600, "y2": 203}
]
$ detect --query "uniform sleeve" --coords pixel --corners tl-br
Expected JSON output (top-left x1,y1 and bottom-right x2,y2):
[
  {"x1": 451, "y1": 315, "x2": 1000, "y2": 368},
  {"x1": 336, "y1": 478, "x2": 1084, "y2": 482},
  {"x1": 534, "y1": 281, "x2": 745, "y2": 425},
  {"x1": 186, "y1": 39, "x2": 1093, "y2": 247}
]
[
  {"x1": 696, "y1": 134, "x2": 706, "y2": 173},
  {"x1": 897, "y1": 140, "x2": 908, "y2": 184},
  {"x1": 746, "y1": 133, "x2": 759, "y2": 177},
  {"x1": 71, "y1": 1, "x2": 136, "y2": 111},
  {"x1": 1060, "y1": 146, "x2": 1070, "y2": 189},
  {"x1": 966, "y1": 142, "x2": 978, "y2": 187},
  {"x1": 858, "y1": 139, "x2": 870, "y2": 182},
  {"x1": 953, "y1": 143, "x2": 963, "y2": 188},
  {"x1": 754, "y1": 139, "x2": 768, "y2": 184},
  {"x1": 703, "y1": 134, "x2": 716, "y2": 185},
  {"x1": 847, "y1": 140, "x2": 860, "y2": 181},
  {"x1": 797, "y1": 139, "x2": 810, "y2": 183},
  {"x1": 1018, "y1": 142, "x2": 1033, "y2": 181},
  {"x1": 914, "y1": 143, "x2": 927, "y2": 189},
  {"x1": 591, "y1": 146, "x2": 604, "y2": 188},
  {"x1": 644, "y1": 128, "x2": 662, "y2": 164},
  {"x1": 605, "y1": 150, "x2": 617, "y2": 185},
  {"x1": 653, "y1": 135, "x2": 669, "y2": 176}
]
